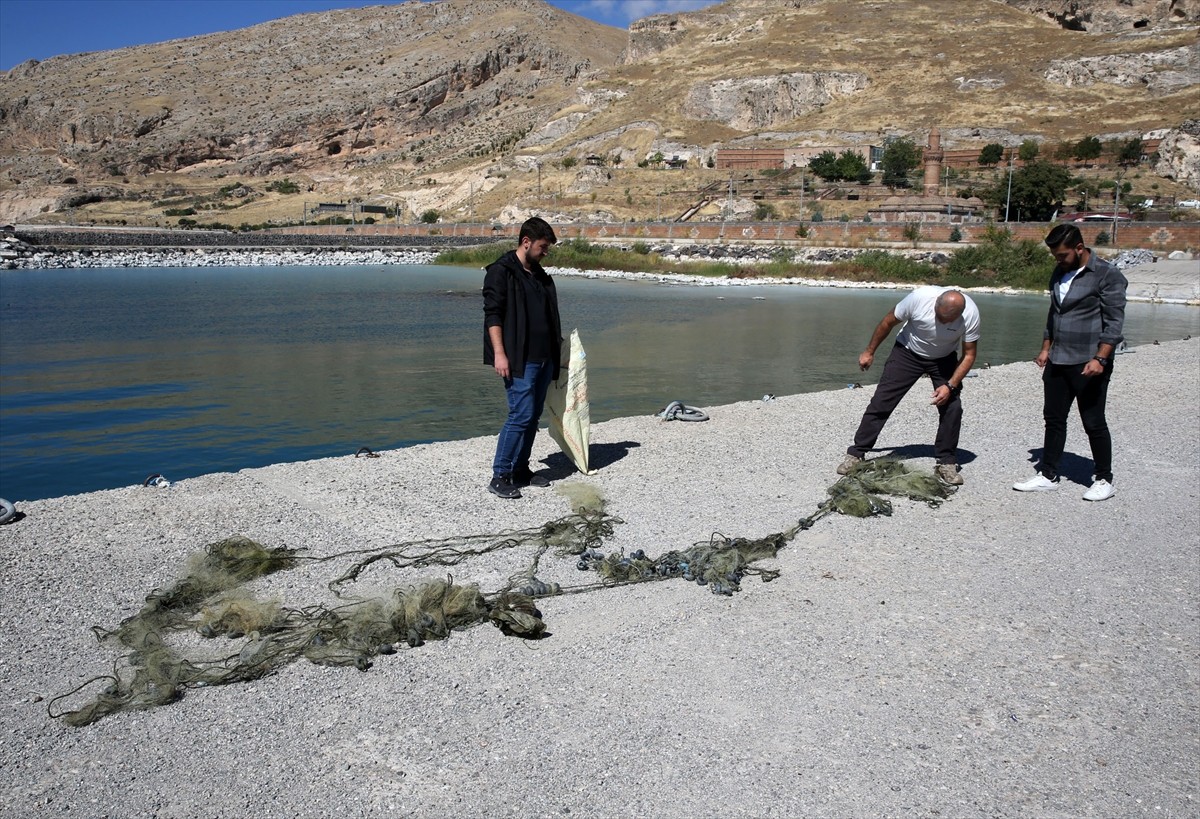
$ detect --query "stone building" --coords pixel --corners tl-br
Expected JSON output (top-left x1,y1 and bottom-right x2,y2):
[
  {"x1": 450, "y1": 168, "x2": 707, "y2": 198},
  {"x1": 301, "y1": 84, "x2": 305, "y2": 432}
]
[{"x1": 867, "y1": 128, "x2": 988, "y2": 223}]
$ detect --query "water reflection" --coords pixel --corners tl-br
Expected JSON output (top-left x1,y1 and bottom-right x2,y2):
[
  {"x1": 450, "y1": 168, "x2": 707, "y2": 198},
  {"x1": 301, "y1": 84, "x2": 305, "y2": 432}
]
[{"x1": 1, "y1": 264, "x2": 1195, "y2": 500}]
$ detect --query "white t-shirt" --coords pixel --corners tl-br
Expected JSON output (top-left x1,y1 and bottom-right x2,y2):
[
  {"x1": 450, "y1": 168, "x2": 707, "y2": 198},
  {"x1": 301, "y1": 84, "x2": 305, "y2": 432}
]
[
  {"x1": 893, "y1": 286, "x2": 981, "y2": 359},
  {"x1": 1056, "y1": 265, "x2": 1085, "y2": 301}
]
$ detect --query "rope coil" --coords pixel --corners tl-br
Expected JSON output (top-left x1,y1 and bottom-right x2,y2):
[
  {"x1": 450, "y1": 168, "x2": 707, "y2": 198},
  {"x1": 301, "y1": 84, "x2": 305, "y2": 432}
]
[{"x1": 656, "y1": 400, "x2": 709, "y2": 422}]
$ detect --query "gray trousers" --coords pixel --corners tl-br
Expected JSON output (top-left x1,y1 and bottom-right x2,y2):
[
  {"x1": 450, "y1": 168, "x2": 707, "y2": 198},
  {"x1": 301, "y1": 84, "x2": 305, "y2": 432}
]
[{"x1": 847, "y1": 342, "x2": 963, "y2": 464}]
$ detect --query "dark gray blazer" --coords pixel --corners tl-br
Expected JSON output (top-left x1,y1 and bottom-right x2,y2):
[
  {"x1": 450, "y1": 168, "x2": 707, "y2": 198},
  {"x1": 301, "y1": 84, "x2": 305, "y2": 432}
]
[{"x1": 1044, "y1": 251, "x2": 1127, "y2": 365}]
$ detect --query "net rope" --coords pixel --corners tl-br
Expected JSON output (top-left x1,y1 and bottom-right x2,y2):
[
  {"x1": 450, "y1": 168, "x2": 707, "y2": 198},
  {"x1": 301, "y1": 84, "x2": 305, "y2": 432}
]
[{"x1": 50, "y1": 459, "x2": 953, "y2": 726}]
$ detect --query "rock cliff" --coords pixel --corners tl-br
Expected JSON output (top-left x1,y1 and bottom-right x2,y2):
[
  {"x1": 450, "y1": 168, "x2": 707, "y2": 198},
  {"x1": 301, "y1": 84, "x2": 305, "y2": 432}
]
[
  {"x1": 1001, "y1": 0, "x2": 1198, "y2": 31},
  {"x1": 1, "y1": 0, "x2": 1197, "y2": 225},
  {"x1": 1154, "y1": 119, "x2": 1200, "y2": 188}
]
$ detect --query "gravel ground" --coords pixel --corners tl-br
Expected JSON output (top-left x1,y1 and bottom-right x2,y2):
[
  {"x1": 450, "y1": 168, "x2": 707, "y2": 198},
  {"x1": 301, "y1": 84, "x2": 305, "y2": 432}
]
[{"x1": 1, "y1": 339, "x2": 1197, "y2": 818}]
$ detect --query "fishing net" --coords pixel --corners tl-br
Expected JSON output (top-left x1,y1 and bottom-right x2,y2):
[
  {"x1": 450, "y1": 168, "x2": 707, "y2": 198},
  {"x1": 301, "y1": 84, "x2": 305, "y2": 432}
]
[{"x1": 50, "y1": 459, "x2": 951, "y2": 726}]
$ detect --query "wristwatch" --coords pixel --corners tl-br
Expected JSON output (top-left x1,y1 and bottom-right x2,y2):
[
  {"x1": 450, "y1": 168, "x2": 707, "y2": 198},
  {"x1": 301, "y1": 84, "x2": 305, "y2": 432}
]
[{"x1": 1093, "y1": 356, "x2": 1109, "y2": 366}]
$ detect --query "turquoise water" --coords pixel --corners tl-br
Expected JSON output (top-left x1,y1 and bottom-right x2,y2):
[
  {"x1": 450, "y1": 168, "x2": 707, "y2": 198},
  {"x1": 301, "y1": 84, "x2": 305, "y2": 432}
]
[{"x1": 1, "y1": 264, "x2": 1195, "y2": 500}]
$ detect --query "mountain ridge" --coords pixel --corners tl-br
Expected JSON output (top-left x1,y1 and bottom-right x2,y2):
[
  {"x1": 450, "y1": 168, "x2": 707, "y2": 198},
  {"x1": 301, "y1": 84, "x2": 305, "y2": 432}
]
[{"x1": 1, "y1": 0, "x2": 1196, "y2": 226}]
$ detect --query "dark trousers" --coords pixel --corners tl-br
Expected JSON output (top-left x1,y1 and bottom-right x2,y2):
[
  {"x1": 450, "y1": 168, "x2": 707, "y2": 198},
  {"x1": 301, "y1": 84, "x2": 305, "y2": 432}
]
[
  {"x1": 848, "y1": 343, "x2": 963, "y2": 464},
  {"x1": 1040, "y1": 362, "x2": 1113, "y2": 482}
]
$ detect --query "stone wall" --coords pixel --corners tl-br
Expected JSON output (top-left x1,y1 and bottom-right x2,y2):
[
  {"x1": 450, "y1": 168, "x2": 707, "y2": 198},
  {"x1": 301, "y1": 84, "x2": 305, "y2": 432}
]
[
  {"x1": 13, "y1": 220, "x2": 1199, "y2": 254},
  {"x1": 276, "y1": 221, "x2": 1200, "y2": 252}
]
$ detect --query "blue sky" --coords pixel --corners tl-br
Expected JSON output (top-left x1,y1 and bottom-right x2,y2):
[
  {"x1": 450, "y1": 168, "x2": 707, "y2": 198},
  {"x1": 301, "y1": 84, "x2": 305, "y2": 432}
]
[{"x1": 0, "y1": 0, "x2": 721, "y2": 71}]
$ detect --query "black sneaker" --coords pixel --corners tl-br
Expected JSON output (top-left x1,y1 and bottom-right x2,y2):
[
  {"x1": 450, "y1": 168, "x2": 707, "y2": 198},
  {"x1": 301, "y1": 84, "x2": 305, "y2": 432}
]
[
  {"x1": 513, "y1": 467, "x2": 550, "y2": 488},
  {"x1": 488, "y1": 474, "x2": 521, "y2": 499}
]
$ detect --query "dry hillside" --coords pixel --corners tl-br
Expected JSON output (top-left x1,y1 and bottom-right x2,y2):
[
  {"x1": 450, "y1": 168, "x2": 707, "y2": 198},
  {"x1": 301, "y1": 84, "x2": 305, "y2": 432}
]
[{"x1": 0, "y1": 0, "x2": 1196, "y2": 226}]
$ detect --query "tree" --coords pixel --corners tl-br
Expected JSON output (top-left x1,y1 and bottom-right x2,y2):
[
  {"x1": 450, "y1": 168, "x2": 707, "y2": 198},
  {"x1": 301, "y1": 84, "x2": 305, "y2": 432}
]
[
  {"x1": 986, "y1": 160, "x2": 1072, "y2": 221},
  {"x1": 754, "y1": 202, "x2": 778, "y2": 220},
  {"x1": 1053, "y1": 141, "x2": 1077, "y2": 161},
  {"x1": 835, "y1": 150, "x2": 869, "y2": 181},
  {"x1": 419, "y1": 209, "x2": 440, "y2": 224},
  {"x1": 880, "y1": 138, "x2": 920, "y2": 188},
  {"x1": 808, "y1": 150, "x2": 840, "y2": 181},
  {"x1": 978, "y1": 143, "x2": 1004, "y2": 166},
  {"x1": 1018, "y1": 139, "x2": 1040, "y2": 162},
  {"x1": 1117, "y1": 137, "x2": 1143, "y2": 168},
  {"x1": 1074, "y1": 136, "x2": 1102, "y2": 162}
]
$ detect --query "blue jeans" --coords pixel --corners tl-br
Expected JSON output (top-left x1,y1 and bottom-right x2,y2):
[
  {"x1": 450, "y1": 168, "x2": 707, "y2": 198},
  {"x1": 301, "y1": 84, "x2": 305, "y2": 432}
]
[{"x1": 492, "y1": 360, "x2": 553, "y2": 477}]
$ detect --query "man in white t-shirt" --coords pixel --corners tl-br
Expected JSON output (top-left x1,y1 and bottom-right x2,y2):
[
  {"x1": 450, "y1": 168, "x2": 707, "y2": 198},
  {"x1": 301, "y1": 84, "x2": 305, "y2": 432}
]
[{"x1": 837, "y1": 286, "x2": 981, "y2": 485}]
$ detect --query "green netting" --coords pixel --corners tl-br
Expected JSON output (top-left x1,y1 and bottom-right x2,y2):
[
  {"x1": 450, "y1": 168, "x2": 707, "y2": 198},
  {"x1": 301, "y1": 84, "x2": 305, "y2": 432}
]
[{"x1": 50, "y1": 459, "x2": 952, "y2": 726}]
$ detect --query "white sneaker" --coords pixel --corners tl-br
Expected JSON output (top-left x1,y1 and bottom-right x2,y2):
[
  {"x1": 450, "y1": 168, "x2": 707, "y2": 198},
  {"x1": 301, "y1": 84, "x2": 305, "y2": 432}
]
[
  {"x1": 1013, "y1": 473, "x2": 1059, "y2": 492},
  {"x1": 1082, "y1": 479, "x2": 1116, "y2": 502}
]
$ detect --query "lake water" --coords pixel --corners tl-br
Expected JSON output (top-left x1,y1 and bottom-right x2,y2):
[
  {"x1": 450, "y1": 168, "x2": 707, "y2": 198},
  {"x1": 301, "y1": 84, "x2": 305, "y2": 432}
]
[{"x1": 1, "y1": 264, "x2": 1196, "y2": 501}]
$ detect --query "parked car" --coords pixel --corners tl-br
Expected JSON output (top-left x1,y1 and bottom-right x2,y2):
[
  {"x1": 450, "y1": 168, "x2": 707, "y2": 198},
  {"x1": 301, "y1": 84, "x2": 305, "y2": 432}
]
[
  {"x1": 1177, "y1": 199, "x2": 1200, "y2": 208},
  {"x1": 1061, "y1": 212, "x2": 1133, "y2": 222}
]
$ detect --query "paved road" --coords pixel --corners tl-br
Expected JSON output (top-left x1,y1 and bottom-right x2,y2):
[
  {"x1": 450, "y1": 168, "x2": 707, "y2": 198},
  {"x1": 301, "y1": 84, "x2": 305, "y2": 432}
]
[{"x1": 1121, "y1": 258, "x2": 1200, "y2": 302}]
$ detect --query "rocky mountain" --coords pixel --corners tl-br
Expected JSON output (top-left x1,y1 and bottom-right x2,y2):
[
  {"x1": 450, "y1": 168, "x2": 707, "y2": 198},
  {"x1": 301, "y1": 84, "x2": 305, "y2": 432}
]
[{"x1": 0, "y1": 0, "x2": 1196, "y2": 225}]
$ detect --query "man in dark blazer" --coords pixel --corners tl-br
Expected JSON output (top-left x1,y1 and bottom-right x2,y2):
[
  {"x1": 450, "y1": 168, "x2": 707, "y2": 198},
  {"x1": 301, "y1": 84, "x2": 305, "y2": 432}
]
[{"x1": 1014, "y1": 224, "x2": 1127, "y2": 501}]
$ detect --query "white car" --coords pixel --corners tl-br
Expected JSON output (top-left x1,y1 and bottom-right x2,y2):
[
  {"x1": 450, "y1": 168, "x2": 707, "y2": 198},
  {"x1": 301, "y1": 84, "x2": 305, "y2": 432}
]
[{"x1": 1178, "y1": 199, "x2": 1200, "y2": 208}]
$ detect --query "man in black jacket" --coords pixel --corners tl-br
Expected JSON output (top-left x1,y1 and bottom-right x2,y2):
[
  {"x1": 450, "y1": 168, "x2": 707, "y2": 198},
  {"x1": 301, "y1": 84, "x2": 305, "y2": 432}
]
[{"x1": 482, "y1": 217, "x2": 562, "y2": 499}]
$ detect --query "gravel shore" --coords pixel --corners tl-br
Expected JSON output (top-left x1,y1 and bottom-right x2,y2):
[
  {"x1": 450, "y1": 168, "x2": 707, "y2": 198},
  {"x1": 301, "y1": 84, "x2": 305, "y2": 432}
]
[{"x1": 1, "y1": 339, "x2": 1197, "y2": 818}]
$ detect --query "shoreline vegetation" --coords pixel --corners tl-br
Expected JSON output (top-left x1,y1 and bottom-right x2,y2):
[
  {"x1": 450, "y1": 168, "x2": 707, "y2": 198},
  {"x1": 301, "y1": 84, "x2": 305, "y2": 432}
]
[
  {"x1": 5, "y1": 228, "x2": 1194, "y2": 303},
  {"x1": 436, "y1": 227, "x2": 1057, "y2": 291}
]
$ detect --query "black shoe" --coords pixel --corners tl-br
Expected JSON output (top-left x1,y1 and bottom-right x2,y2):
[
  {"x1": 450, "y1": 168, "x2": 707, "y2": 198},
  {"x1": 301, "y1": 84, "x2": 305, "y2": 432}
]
[
  {"x1": 513, "y1": 467, "x2": 550, "y2": 488},
  {"x1": 488, "y1": 474, "x2": 521, "y2": 499}
]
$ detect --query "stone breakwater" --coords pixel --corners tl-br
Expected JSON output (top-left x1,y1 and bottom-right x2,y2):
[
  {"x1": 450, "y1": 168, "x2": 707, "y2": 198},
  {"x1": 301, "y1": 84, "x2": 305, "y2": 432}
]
[
  {"x1": 3, "y1": 245, "x2": 439, "y2": 269},
  {"x1": 0, "y1": 231, "x2": 949, "y2": 272}
]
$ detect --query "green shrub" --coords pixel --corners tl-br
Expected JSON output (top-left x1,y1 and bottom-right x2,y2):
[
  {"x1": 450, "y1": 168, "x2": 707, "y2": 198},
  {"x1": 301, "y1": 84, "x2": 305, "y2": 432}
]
[
  {"x1": 1095, "y1": 231, "x2": 1110, "y2": 246},
  {"x1": 267, "y1": 179, "x2": 300, "y2": 194},
  {"x1": 420, "y1": 209, "x2": 440, "y2": 224},
  {"x1": 852, "y1": 251, "x2": 936, "y2": 282},
  {"x1": 631, "y1": 241, "x2": 651, "y2": 255},
  {"x1": 754, "y1": 202, "x2": 778, "y2": 220},
  {"x1": 948, "y1": 226, "x2": 963, "y2": 243},
  {"x1": 945, "y1": 232, "x2": 1053, "y2": 289}
]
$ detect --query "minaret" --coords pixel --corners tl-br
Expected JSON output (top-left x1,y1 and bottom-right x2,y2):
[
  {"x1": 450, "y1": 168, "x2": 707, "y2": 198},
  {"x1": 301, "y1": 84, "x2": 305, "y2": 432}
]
[{"x1": 923, "y1": 127, "x2": 943, "y2": 197}]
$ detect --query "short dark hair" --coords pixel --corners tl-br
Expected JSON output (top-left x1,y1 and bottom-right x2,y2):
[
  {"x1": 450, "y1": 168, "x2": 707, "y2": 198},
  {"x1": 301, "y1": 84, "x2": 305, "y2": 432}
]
[
  {"x1": 519, "y1": 216, "x2": 557, "y2": 245},
  {"x1": 1045, "y1": 224, "x2": 1083, "y2": 249}
]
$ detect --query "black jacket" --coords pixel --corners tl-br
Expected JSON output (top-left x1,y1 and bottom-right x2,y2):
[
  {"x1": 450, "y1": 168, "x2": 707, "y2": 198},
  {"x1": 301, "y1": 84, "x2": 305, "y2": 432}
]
[{"x1": 482, "y1": 250, "x2": 562, "y2": 380}]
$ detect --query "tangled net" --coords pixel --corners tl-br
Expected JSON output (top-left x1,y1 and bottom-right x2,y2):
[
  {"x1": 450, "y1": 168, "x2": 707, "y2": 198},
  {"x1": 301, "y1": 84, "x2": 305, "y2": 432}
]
[{"x1": 50, "y1": 460, "x2": 953, "y2": 726}]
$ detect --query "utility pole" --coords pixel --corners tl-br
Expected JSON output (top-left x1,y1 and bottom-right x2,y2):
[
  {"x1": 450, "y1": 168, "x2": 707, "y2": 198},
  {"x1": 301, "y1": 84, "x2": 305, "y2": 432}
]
[
  {"x1": 943, "y1": 165, "x2": 951, "y2": 219},
  {"x1": 1004, "y1": 149, "x2": 1015, "y2": 222},
  {"x1": 799, "y1": 168, "x2": 805, "y2": 221},
  {"x1": 1113, "y1": 170, "x2": 1123, "y2": 247}
]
